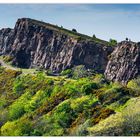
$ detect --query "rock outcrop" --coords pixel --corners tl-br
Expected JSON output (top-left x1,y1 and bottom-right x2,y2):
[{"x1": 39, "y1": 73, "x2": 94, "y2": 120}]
[
  {"x1": 0, "y1": 28, "x2": 14, "y2": 54},
  {"x1": 2, "y1": 18, "x2": 140, "y2": 84},
  {"x1": 104, "y1": 41, "x2": 140, "y2": 84},
  {"x1": 0, "y1": 18, "x2": 113, "y2": 73}
]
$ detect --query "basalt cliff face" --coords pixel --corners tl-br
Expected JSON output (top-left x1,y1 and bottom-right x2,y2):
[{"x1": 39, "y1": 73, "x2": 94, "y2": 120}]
[
  {"x1": 105, "y1": 41, "x2": 140, "y2": 84},
  {"x1": 0, "y1": 18, "x2": 113, "y2": 73},
  {"x1": 0, "y1": 18, "x2": 140, "y2": 84},
  {"x1": 0, "y1": 28, "x2": 14, "y2": 54}
]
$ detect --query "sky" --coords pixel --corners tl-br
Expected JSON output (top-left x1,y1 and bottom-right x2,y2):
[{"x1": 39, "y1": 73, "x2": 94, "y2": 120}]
[{"x1": 0, "y1": 4, "x2": 140, "y2": 42}]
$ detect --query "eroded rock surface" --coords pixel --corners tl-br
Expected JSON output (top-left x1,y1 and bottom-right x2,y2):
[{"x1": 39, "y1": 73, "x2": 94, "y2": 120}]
[
  {"x1": 0, "y1": 28, "x2": 14, "y2": 54},
  {"x1": 105, "y1": 41, "x2": 140, "y2": 84},
  {"x1": 0, "y1": 18, "x2": 113, "y2": 73}
]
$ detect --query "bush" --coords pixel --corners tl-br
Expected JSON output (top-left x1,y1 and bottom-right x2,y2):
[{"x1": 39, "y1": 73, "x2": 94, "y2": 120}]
[
  {"x1": 72, "y1": 28, "x2": 77, "y2": 32},
  {"x1": 61, "y1": 69, "x2": 72, "y2": 76},
  {"x1": 24, "y1": 90, "x2": 50, "y2": 112},
  {"x1": 92, "y1": 34, "x2": 96, "y2": 38},
  {"x1": 35, "y1": 100, "x2": 74, "y2": 136},
  {"x1": 8, "y1": 91, "x2": 32, "y2": 120},
  {"x1": 72, "y1": 65, "x2": 94, "y2": 79},
  {"x1": 71, "y1": 95, "x2": 98, "y2": 113},
  {"x1": 1, "y1": 121, "x2": 21, "y2": 136},
  {"x1": 81, "y1": 82, "x2": 99, "y2": 95},
  {"x1": 46, "y1": 79, "x2": 54, "y2": 85},
  {"x1": 121, "y1": 97, "x2": 140, "y2": 135},
  {"x1": 36, "y1": 71, "x2": 45, "y2": 80},
  {"x1": 93, "y1": 74, "x2": 106, "y2": 85},
  {"x1": 127, "y1": 77, "x2": 140, "y2": 96},
  {"x1": 1, "y1": 118, "x2": 32, "y2": 136},
  {"x1": 97, "y1": 83, "x2": 130, "y2": 105},
  {"x1": 108, "y1": 39, "x2": 117, "y2": 46},
  {"x1": 9, "y1": 103, "x2": 25, "y2": 121},
  {"x1": 13, "y1": 78, "x2": 24, "y2": 95}
]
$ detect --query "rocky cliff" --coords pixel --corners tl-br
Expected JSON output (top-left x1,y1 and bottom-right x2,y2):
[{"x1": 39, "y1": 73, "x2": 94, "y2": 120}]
[
  {"x1": 104, "y1": 41, "x2": 140, "y2": 84},
  {"x1": 0, "y1": 18, "x2": 113, "y2": 73},
  {"x1": 1, "y1": 18, "x2": 140, "y2": 84},
  {"x1": 0, "y1": 28, "x2": 14, "y2": 54}
]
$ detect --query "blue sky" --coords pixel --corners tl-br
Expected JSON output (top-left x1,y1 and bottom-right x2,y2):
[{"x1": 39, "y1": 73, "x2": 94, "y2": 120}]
[{"x1": 0, "y1": 4, "x2": 140, "y2": 42}]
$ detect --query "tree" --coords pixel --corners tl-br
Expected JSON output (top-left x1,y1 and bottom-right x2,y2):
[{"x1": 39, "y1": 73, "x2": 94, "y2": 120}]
[
  {"x1": 126, "y1": 38, "x2": 128, "y2": 41},
  {"x1": 92, "y1": 34, "x2": 96, "y2": 38},
  {"x1": 72, "y1": 28, "x2": 77, "y2": 32}
]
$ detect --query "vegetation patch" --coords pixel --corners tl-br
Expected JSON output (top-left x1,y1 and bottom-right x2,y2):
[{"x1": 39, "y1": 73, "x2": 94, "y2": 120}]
[{"x1": 0, "y1": 66, "x2": 140, "y2": 136}]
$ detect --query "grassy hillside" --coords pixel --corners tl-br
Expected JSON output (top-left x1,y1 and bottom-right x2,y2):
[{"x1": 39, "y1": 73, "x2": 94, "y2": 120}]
[
  {"x1": 29, "y1": 18, "x2": 108, "y2": 45},
  {"x1": 0, "y1": 65, "x2": 140, "y2": 136}
]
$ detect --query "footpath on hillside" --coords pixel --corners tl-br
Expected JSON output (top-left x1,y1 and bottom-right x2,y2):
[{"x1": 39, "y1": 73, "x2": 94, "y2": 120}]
[{"x1": 0, "y1": 58, "x2": 75, "y2": 82}]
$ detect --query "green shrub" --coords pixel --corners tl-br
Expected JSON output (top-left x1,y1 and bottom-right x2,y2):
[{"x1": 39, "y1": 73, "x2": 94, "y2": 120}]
[
  {"x1": 35, "y1": 100, "x2": 74, "y2": 136},
  {"x1": 108, "y1": 39, "x2": 117, "y2": 46},
  {"x1": 36, "y1": 71, "x2": 45, "y2": 80},
  {"x1": 1, "y1": 118, "x2": 32, "y2": 136},
  {"x1": 61, "y1": 69, "x2": 72, "y2": 76},
  {"x1": 121, "y1": 98, "x2": 140, "y2": 135},
  {"x1": 1, "y1": 121, "x2": 22, "y2": 136},
  {"x1": 71, "y1": 95, "x2": 98, "y2": 113},
  {"x1": 8, "y1": 91, "x2": 33, "y2": 120},
  {"x1": 93, "y1": 74, "x2": 106, "y2": 85},
  {"x1": 98, "y1": 83, "x2": 130, "y2": 105},
  {"x1": 72, "y1": 65, "x2": 94, "y2": 79},
  {"x1": 13, "y1": 78, "x2": 24, "y2": 95},
  {"x1": 81, "y1": 82, "x2": 99, "y2": 95},
  {"x1": 24, "y1": 90, "x2": 50, "y2": 112},
  {"x1": 127, "y1": 78, "x2": 140, "y2": 96},
  {"x1": 8, "y1": 103, "x2": 25, "y2": 121},
  {"x1": 46, "y1": 79, "x2": 54, "y2": 85}
]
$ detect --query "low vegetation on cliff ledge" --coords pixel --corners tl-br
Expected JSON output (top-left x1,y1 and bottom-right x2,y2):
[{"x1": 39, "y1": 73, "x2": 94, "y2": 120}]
[
  {"x1": 30, "y1": 18, "x2": 109, "y2": 45},
  {"x1": 0, "y1": 65, "x2": 140, "y2": 136}
]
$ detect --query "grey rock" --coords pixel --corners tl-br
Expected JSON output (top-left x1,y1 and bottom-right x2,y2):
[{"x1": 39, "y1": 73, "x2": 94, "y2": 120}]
[
  {"x1": 105, "y1": 41, "x2": 140, "y2": 84},
  {"x1": 0, "y1": 18, "x2": 113, "y2": 73}
]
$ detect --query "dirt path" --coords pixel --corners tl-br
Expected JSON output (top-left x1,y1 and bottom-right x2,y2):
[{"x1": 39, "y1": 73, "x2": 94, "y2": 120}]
[{"x1": 0, "y1": 58, "x2": 76, "y2": 82}]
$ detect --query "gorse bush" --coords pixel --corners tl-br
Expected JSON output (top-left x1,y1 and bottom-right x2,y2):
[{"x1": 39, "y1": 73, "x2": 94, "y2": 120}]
[
  {"x1": 127, "y1": 77, "x2": 140, "y2": 97},
  {"x1": 71, "y1": 95, "x2": 98, "y2": 113},
  {"x1": 61, "y1": 69, "x2": 72, "y2": 76},
  {"x1": 81, "y1": 82, "x2": 99, "y2": 95},
  {"x1": 1, "y1": 117, "x2": 33, "y2": 136},
  {"x1": 127, "y1": 77, "x2": 140, "y2": 90},
  {"x1": 8, "y1": 91, "x2": 33, "y2": 120},
  {"x1": 13, "y1": 77, "x2": 24, "y2": 95},
  {"x1": 24, "y1": 90, "x2": 49, "y2": 112}
]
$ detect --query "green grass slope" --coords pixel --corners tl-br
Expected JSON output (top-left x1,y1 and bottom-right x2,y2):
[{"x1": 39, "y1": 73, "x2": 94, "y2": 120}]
[
  {"x1": 0, "y1": 66, "x2": 140, "y2": 136},
  {"x1": 29, "y1": 18, "x2": 108, "y2": 45}
]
